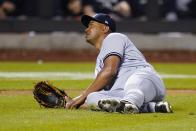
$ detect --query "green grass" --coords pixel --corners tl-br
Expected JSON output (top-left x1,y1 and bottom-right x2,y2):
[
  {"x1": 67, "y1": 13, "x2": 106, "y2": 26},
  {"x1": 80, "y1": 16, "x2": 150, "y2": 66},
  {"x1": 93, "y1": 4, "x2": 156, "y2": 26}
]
[
  {"x1": 0, "y1": 62, "x2": 196, "y2": 74},
  {"x1": 0, "y1": 62, "x2": 95, "y2": 72},
  {"x1": 0, "y1": 79, "x2": 92, "y2": 90},
  {"x1": 0, "y1": 62, "x2": 196, "y2": 90},
  {"x1": 153, "y1": 63, "x2": 196, "y2": 74},
  {"x1": 0, "y1": 62, "x2": 196, "y2": 130},
  {"x1": 0, "y1": 94, "x2": 196, "y2": 131},
  {"x1": 164, "y1": 78, "x2": 196, "y2": 89},
  {"x1": 1, "y1": 78, "x2": 195, "y2": 90}
]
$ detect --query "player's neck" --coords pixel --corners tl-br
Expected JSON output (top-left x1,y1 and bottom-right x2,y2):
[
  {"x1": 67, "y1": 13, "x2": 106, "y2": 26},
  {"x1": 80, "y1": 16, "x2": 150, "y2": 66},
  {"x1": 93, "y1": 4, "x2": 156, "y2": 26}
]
[{"x1": 95, "y1": 34, "x2": 108, "y2": 51}]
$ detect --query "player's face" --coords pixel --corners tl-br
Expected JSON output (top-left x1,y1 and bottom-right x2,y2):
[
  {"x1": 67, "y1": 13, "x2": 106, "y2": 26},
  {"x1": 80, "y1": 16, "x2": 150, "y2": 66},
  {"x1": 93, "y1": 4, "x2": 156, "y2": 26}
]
[{"x1": 85, "y1": 21, "x2": 105, "y2": 45}]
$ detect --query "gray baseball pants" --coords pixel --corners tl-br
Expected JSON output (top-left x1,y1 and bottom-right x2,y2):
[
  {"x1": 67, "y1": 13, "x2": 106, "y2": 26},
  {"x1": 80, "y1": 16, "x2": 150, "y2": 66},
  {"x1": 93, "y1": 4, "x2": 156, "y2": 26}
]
[{"x1": 86, "y1": 66, "x2": 166, "y2": 109}]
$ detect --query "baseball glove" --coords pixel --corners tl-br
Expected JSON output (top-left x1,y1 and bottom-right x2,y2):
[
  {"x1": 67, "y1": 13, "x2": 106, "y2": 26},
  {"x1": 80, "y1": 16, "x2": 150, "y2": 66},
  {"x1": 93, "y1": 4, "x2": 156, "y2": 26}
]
[{"x1": 33, "y1": 81, "x2": 69, "y2": 108}]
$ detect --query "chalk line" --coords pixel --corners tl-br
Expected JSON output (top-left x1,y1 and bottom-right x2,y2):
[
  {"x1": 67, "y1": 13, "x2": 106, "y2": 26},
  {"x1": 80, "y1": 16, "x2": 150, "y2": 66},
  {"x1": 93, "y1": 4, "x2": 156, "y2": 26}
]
[{"x1": 0, "y1": 72, "x2": 196, "y2": 80}]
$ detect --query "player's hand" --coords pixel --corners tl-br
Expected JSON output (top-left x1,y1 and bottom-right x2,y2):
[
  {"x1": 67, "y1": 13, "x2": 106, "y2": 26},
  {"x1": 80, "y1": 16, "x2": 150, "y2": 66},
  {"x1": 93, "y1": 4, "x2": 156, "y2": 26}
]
[{"x1": 66, "y1": 95, "x2": 86, "y2": 109}]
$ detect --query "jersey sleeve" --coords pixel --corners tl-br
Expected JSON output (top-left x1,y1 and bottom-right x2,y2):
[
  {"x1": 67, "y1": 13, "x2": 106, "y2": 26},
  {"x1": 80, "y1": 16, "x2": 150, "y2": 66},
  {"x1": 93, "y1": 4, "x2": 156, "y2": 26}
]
[{"x1": 101, "y1": 33, "x2": 125, "y2": 61}]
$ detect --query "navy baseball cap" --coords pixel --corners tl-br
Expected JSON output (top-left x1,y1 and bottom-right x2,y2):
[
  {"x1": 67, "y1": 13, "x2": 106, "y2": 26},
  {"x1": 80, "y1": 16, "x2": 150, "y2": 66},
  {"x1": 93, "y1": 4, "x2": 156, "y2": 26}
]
[{"x1": 81, "y1": 13, "x2": 116, "y2": 32}]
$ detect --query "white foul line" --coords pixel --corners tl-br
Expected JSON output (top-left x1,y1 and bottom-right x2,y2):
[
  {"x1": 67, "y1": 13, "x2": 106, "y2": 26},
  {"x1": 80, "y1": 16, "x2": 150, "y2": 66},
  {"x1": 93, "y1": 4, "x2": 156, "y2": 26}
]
[
  {"x1": 0, "y1": 72, "x2": 196, "y2": 80},
  {"x1": 0, "y1": 72, "x2": 94, "y2": 80},
  {"x1": 160, "y1": 74, "x2": 196, "y2": 79}
]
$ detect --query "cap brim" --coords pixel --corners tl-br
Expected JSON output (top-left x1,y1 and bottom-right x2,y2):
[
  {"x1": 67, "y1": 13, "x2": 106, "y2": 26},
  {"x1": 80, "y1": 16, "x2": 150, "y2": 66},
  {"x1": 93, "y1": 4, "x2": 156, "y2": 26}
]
[
  {"x1": 81, "y1": 15, "x2": 95, "y2": 27},
  {"x1": 81, "y1": 15, "x2": 106, "y2": 27}
]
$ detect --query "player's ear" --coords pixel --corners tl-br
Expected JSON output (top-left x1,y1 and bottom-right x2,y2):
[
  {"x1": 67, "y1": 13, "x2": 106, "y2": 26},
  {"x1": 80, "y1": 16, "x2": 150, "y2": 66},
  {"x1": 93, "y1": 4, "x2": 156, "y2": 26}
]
[{"x1": 103, "y1": 25, "x2": 110, "y2": 33}]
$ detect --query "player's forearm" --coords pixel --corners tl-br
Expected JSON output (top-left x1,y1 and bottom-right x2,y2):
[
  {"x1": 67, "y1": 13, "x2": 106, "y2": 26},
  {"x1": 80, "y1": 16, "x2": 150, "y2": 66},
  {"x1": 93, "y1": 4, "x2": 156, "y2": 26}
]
[{"x1": 82, "y1": 69, "x2": 116, "y2": 97}]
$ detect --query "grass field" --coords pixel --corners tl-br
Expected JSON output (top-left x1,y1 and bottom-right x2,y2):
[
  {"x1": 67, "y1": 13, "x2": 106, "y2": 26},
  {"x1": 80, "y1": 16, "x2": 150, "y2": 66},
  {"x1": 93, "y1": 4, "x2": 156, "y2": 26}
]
[{"x1": 0, "y1": 62, "x2": 196, "y2": 131}]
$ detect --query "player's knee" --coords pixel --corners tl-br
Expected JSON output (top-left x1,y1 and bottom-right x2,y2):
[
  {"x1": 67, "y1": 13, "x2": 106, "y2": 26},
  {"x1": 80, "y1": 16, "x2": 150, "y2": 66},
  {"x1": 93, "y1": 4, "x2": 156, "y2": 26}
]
[{"x1": 86, "y1": 92, "x2": 99, "y2": 106}]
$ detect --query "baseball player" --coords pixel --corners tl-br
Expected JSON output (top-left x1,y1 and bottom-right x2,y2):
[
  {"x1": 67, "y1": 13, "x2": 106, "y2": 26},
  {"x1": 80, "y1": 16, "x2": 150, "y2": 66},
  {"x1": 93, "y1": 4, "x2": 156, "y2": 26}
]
[{"x1": 66, "y1": 13, "x2": 172, "y2": 113}]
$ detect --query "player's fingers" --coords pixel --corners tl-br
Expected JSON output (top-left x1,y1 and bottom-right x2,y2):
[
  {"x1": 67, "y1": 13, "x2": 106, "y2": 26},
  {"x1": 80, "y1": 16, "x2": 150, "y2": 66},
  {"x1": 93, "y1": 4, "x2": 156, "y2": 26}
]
[{"x1": 66, "y1": 101, "x2": 74, "y2": 109}]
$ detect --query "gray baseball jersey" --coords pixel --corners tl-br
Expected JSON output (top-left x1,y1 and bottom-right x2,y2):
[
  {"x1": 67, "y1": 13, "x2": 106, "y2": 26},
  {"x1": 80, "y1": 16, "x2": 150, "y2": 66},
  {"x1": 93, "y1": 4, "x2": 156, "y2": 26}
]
[{"x1": 95, "y1": 33, "x2": 150, "y2": 90}]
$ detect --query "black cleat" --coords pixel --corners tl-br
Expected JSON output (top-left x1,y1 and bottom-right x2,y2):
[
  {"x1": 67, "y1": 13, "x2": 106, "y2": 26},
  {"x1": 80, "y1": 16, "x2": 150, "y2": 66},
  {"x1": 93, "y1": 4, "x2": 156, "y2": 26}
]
[
  {"x1": 155, "y1": 101, "x2": 173, "y2": 113},
  {"x1": 98, "y1": 99, "x2": 139, "y2": 114}
]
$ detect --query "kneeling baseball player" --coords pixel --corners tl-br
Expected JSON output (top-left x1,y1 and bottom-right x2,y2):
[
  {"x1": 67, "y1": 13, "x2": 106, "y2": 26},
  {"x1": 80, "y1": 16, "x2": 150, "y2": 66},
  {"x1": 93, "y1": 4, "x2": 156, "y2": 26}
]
[
  {"x1": 33, "y1": 13, "x2": 172, "y2": 114},
  {"x1": 65, "y1": 13, "x2": 172, "y2": 113}
]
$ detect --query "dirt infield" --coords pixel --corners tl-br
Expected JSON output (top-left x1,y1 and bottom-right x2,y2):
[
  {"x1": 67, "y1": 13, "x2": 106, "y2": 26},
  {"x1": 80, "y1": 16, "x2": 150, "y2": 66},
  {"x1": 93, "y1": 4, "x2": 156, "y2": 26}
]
[
  {"x1": 1, "y1": 89, "x2": 196, "y2": 96},
  {"x1": 0, "y1": 49, "x2": 196, "y2": 62}
]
